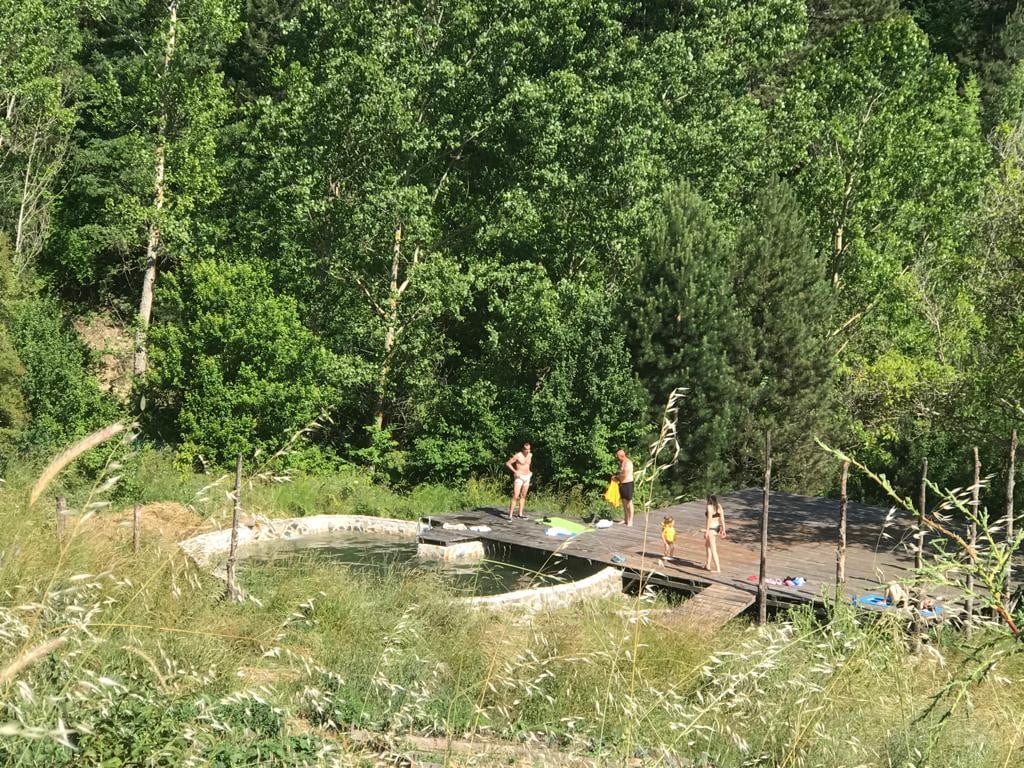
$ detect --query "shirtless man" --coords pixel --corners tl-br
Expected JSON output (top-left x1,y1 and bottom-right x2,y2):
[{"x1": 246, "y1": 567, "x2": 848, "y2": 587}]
[
  {"x1": 505, "y1": 442, "x2": 533, "y2": 520},
  {"x1": 614, "y1": 449, "x2": 635, "y2": 526}
]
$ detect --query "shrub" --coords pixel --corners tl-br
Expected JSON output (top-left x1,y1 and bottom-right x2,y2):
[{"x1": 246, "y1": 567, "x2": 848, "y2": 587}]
[
  {"x1": 146, "y1": 259, "x2": 361, "y2": 468},
  {"x1": 6, "y1": 290, "x2": 119, "y2": 458}
]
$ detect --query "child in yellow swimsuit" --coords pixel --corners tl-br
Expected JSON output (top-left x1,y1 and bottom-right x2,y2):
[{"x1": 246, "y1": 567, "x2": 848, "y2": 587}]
[{"x1": 661, "y1": 516, "x2": 676, "y2": 559}]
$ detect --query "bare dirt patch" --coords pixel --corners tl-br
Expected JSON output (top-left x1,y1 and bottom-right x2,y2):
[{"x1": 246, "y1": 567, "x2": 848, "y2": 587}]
[
  {"x1": 72, "y1": 311, "x2": 134, "y2": 402},
  {"x1": 83, "y1": 502, "x2": 215, "y2": 546}
]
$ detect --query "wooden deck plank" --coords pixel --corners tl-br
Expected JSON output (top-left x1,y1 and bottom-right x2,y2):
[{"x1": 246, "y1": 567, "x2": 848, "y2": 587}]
[
  {"x1": 663, "y1": 583, "x2": 757, "y2": 633},
  {"x1": 423, "y1": 489, "x2": 947, "y2": 615}
]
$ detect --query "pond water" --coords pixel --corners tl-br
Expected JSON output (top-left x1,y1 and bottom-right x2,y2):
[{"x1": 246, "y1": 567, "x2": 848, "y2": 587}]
[{"x1": 240, "y1": 531, "x2": 602, "y2": 596}]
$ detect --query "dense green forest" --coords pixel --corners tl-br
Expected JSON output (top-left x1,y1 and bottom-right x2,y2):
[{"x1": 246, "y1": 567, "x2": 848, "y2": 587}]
[{"x1": 4, "y1": 0, "x2": 1024, "y2": 499}]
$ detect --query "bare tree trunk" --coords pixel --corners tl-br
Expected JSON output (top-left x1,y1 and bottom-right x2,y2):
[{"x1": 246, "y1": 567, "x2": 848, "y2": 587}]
[
  {"x1": 132, "y1": 504, "x2": 141, "y2": 554},
  {"x1": 374, "y1": 226, "x2": 402, "y2": 431},
  {"x1": 965, "y1": 447, "x2": 979, "y2": 632},
  {"x1": 134, "y1": 0, "x2": 178, "y2": 378},
  {"x1": 370, "y1": 225, "x2": 419, "y2": 432},
  {"x1": 758, "y1": 431, "x2": 771, "y2": 626},
  {"x1": 14, "y1": 137, "x2": 35, "y2": 259},
  {"x1": 225, "y1": 454, "x2": 243, "y2": 602},
  {"x1": 835, "y1": 460, "x2": 848, "y2": 603}
]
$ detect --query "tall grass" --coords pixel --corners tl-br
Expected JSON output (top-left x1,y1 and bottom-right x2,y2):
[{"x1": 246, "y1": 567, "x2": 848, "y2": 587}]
[{"x1": 2, "y1": 441, "x2": 1024, "y2": 766}]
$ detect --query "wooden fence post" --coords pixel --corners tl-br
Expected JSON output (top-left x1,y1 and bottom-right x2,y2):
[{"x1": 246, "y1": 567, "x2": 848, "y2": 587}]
[
  {"x1": 1006, "y1": 430, "x2": 1018, "y2": 616},
  {"x1": 225, "y1": 454, "x2": 243, "y2": 602},
  {"x1": 912, "y1": 458, "x2": 927, "y2": 652},
  {"x1": 835, "y1": 460, "x2": 848, "y2": 603},
  {"x1": 758, "y1": 431, "x2": 771, "y2": 626},
  {"x1": 917, "y1": 458, "x2": 927, "y2": 575},
  {"x1": 56, "y1": 496, "x2": 67, "y2": 542},
  {"x1": 965, "y1": 447, "x2": 980, "y2": 631},
  {"x1": 132, "y1": 504, "x2": 141, "y2": 554}
]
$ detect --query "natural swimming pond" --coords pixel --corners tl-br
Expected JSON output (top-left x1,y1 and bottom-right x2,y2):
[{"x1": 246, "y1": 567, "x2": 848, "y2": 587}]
[{"x1": 239, "y1": 531, "x2": 603, "y2": 596}]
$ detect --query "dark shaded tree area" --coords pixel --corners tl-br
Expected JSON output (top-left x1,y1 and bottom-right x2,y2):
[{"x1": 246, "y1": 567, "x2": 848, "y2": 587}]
[{"x1": 3, "y1": 0, "x2": 1024, "y2": 501}]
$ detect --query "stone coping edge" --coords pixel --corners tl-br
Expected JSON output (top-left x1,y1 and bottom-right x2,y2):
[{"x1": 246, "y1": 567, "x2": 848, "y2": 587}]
[
  {"x1": 463, "y1": 566, "x2": 624, "y2": 611},
  {"x1": 179, "y1": 516, "x2": 624, "y2": 612},
  {"x1": 178, "y1": 514, "x2": 420, "y2": 568}
]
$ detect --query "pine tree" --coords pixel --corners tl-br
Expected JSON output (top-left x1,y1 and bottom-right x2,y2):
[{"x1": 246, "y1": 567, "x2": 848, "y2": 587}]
[
  {"x1": 628, "y1": 182, "x2": 749, "y2": 492},
  {"x1": 733, "y1": 180, "x2": 835, "y2": 486}
]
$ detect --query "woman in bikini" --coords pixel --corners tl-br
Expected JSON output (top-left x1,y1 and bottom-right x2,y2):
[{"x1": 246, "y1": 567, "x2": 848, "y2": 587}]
[{"x1": 704, "y1": 495, "x2": 727, "y2": 572}]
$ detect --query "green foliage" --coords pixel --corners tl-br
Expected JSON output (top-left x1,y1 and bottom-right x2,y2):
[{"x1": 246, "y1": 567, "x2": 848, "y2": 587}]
[
  {"x1": 0, "y1": 0, "x2": 81, "y2": 271},
  {"x1": 5, "y1": 0, "x2": 1022, "y2": 504},
  {"x1": 0, "y1": 241, "x2": 28, "y2": 463},
  {"x1": 903, "y1": 0, "x2": 1019, "y2": 123},
  {"x1": 44, "y1": 0, "x2": 238, "y2": 298},
  {"x1": 6, "y1": 290, "x2": 118, "y2": 453},
  {"x1": 405, "y1": 262, "x2": 645, "y2": 486},
  {"x1": 0, "y1": 324, "x2": 26, "y2": 433},
  {"x1": 146, "y1": 259, "x2": 354, "y2": 467},
  {"x1": 793, "y1": 11, "x2": 988, "y2": 495}
]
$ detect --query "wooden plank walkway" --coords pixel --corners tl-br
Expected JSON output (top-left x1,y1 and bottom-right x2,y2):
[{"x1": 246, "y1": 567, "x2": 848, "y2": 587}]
[
  {"x1": 659, "y1": 583, "x2": 756, "y2": 633},
  {"x1": 424, "y1": 489, "x2": 939, "y2": 616}
]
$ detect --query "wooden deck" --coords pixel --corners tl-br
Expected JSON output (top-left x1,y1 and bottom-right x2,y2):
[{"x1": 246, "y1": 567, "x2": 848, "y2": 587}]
[
  {"x1": 423, "y1": 489, "x2": 931, "y2": 617},
  {"x1": 659, "y1": 583, "x2": 757, "y2": 633}
]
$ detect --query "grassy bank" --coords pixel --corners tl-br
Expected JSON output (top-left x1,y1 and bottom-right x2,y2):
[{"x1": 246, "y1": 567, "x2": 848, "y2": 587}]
[{"x1": 1, "y1": 458, "x2": 1023, "y2": 766}]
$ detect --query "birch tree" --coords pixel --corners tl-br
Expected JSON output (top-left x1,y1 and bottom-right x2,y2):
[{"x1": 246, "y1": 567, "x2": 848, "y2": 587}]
[
  {"x1": 46, "y1": 0, "x2": 237, "y2": 379},
  {"x1": 0, "y1": 0, "x2": 80, "y2": 275}
]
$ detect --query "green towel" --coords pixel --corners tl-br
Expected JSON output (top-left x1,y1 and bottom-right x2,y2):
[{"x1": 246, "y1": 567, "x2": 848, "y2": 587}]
[{"x1": 536, "y1": 517, "x2": 591, "y2": 535}]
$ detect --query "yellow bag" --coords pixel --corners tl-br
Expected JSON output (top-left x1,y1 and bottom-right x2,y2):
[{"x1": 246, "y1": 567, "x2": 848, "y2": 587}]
[{"x1": 603, "y1": 479, "x2": 621, "y2": 508}]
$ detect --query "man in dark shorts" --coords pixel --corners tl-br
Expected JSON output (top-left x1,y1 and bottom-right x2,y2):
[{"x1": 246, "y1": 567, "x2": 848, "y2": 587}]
[{"x1": 615, "y1": 449, "x2": 635, "y2": 526}]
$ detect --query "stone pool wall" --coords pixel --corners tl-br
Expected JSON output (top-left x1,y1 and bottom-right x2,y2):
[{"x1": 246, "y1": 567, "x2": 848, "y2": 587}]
[
  {"x1": 179, "y1": 515, "x2": 624, "y2": 611},
  {"x1": 417, "y1": 540, "x2": 486, "y2": 561},
  {"x1": 179, "y1": 514, "x2": 420, "y2": 568},
  {"x1": 464, "y1": 566, "x2": 623, "y2": 611}
]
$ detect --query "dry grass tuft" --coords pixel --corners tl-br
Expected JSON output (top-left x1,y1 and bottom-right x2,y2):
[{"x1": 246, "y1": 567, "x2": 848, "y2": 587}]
[
  {"x1": 0, "y1": 636, "x2": 68, "y2": 685},
  {"x1": 28, "y1": 421, "x2": 127, "y2": 506}
]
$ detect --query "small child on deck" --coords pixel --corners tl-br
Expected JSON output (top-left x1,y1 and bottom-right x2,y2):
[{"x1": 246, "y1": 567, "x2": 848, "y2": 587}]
[{"x1": 661, "y1": 516, "x2": 676, "y2": 560}]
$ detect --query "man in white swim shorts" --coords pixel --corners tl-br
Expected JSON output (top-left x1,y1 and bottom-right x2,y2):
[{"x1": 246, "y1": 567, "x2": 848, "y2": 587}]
[{"x1": 505, "y1": 442, "x2": 533, "y2": 520}]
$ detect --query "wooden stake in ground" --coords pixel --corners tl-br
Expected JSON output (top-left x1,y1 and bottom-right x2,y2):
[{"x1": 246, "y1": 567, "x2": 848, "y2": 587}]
[
  {"x1": 912, "y1": 458, "x2": 927, "y2": 652},
  {"x1": 966, "y1": 447, "x2": 980, "y2": 630},
  {"x1": 835, "y1": 460, "x2": 848, "y2": 603},
  {"x1": 225, "y1": 454, "x2": 243, "y2": 602},
  {"x1": 917, "y1": 458, "x2": 927, "y2": 574},
  {"x1": 132, "y1": 504, "x2": 141, "y2": 554},
  {"x1": 758, "y1": 431, "x2": 771, "y2": 626},
  {"x1": 1006, "y1": 430, "x2": 1018, "y2": 615},
  {"x1": 55, "y1": 496, "x2": 67, "y2": 542}
]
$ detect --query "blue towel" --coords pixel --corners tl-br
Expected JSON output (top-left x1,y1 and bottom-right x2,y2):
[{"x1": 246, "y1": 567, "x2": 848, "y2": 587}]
[
  {"x1": 853, "y1": 594, "x2": 944, "y2": 617},
  {"x1": 854, "y1": 594, "x2": 890, "y2": 608}
]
